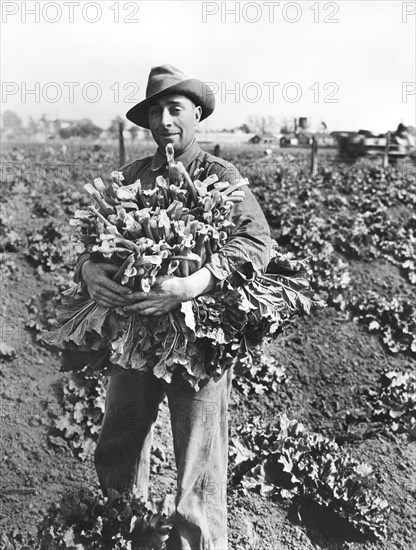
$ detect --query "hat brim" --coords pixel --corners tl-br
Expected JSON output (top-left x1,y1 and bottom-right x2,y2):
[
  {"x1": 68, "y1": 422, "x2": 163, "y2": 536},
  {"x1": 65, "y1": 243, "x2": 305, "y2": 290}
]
[{"x1": 126, "y1": 78, "x2": 215, "y2": 129}]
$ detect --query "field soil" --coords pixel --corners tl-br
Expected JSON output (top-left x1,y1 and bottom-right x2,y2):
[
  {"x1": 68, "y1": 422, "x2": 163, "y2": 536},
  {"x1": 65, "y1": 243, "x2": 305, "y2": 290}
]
[{"x1": 1, "y1": 143, "x2": 415, "y2": 550}]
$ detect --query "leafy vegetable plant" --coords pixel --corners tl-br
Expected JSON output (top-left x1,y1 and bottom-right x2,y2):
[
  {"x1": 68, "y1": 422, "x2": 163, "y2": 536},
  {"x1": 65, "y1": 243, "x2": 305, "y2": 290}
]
[
  {"x1": 369, "y1": 370, "x2": 416, "y2": 437},
  {"x1": 45, "y1": 146, "x2": 324, "y2": 389},
  {"x1": 231, "y1": 414, "x2": 389, "y2": 540},
  {"x1": 1, "y1": 489, "x2": 173, "y2": 550}
]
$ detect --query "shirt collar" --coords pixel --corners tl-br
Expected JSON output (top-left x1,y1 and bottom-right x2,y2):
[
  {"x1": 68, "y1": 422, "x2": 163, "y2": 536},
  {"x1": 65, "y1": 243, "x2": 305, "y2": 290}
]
[{"x1": 150, "y1": 138, "x2": 202, "y2": 172}]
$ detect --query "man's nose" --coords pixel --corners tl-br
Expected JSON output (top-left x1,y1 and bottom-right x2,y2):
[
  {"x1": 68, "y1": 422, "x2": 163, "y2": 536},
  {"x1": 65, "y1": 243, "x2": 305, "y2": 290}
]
[{"x1": 160, "y1": 108, "x2": 173, "y2": 126}]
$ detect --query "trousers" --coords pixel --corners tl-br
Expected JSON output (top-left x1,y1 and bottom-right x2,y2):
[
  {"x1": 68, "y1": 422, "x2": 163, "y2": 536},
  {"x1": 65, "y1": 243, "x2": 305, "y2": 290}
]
[{"x1": 94, "y1": 368, "x2": 233, "y2": 550}]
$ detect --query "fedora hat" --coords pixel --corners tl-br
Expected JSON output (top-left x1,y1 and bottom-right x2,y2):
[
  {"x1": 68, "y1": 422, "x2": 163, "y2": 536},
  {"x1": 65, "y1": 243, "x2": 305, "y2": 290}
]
[{"x1": 126, "y1": 64, "x2": 215, "y2": 129}]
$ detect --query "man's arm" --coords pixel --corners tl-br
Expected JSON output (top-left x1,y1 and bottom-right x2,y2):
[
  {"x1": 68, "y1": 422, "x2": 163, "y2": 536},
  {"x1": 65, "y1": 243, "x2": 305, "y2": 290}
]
[
  {"x1": 123, "y1": 267, "x2": 215, "y2": 315},
  {"x1": 203, "y1": 163, "x2": 274, "y2": 287}
]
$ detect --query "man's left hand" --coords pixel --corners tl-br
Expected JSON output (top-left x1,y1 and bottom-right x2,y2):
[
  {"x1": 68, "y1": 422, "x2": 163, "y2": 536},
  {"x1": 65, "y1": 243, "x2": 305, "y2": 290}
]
[{"x1": 123, "y1": 275, "x2": 190, "y2": 316}]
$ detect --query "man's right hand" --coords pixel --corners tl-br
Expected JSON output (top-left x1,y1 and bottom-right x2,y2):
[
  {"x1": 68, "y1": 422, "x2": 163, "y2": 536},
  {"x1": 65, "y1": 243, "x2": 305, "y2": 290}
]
[{"x1": 81, "y1": 261, "x2": 134, "y2": 308}]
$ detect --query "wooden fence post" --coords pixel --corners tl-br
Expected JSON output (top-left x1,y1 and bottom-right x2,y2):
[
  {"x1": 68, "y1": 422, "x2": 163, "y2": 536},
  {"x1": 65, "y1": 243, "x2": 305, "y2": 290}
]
[
  {"x1": 119, "y1": 122, "x2": 125, "y2": 167},
  {"x1": 383, "y1": 131, "x2": 391, "y2": 168},
  {"x1": 311, "y1": 135, "x2": 318, "y2": 176}
]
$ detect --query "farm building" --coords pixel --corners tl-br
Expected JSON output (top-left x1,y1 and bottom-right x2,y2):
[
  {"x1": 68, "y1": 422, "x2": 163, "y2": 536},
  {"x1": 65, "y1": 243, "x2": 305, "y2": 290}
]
[
  {"x1": 280, "y1": 117, "x2": 336, "y2": 148},
  {"x1": 248, "y1": 132, "x2": 280, "y2": 145},
  {"x1": 23, "y1": 116, "x2": 96, "y2": 142},
  {"x1": 281, "y1": 132, "x2": 314, "y2": 147},
  {"x1": 280, "y1": 134, "x2": 299, "y2": 146}
]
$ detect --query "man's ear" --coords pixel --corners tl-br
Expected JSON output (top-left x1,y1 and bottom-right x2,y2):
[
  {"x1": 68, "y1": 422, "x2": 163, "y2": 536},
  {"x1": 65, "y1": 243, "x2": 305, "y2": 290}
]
[{"x1": 194, "y1": 105, "x2": 202, "y2": 125}]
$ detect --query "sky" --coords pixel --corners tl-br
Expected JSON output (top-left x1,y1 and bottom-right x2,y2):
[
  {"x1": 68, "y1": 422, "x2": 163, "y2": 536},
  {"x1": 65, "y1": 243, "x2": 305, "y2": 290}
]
[{"x1": 1, "y1": 0, "x2": 415, "y2": 134}]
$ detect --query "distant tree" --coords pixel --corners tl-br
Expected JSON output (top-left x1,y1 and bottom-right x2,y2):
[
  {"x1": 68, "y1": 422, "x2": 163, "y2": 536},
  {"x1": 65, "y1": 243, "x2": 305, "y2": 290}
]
[
  {"x1": 59, "y1": 119, "x2": 102, "y2": 139},
  {"x1": 246, "y1": 115, "x2": 265, "y2": 134},
  {"x1": 246, "y1": 115, "x2": 278, "y2": 135},
  {"x1": 237, "y1": 123, "x2": 251, "y2": 133},
  {"x1": 27, "y1": 117, "x2": 38, "y2": 135},
  {"x1": 2, "y1": 110, "x2": 23, "y2": 131},
  {"x1": 129, "y1": 126, "x2": 139, "y2": 142},
  {"x1": 265, "y1": 116, "x2": 279, "y2": 134}
]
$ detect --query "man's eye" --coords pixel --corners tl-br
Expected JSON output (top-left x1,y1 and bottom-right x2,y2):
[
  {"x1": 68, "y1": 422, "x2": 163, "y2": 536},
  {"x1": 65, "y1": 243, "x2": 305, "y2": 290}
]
[{"x1": 150, "y1": 109, "x2": 160, "y2": 116}]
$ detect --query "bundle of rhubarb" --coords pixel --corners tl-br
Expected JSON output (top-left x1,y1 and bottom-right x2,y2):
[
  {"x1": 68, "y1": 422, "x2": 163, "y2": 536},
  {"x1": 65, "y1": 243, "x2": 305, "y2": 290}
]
[{"x1": 45, "y1": 144, "x2": 325, "y2": 389}]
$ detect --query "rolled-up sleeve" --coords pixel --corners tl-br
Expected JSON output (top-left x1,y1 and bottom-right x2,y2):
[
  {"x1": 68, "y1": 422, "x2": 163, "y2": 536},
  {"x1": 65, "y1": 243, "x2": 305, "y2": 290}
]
[
  {"x1": 73, "y1": 251, "x2": 91, "y2": 283},
  {"x1": 204, "y1": 163, "x2": 274, "y2": 286}
]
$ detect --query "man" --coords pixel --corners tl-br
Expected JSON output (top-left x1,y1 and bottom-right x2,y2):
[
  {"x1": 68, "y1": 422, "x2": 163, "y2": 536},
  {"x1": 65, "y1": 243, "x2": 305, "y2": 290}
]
[{"x1": 77, "y1": 64, "x2": 273, "y2": 550}]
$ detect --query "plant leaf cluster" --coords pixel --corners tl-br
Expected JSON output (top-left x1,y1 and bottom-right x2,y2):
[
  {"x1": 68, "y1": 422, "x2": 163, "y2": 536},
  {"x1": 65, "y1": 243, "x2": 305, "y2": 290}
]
[
  {"x1": 45, "y1": 152, "x2": 323, "y2": 389},
  {"x1": 350, "y1": 291, "x2": 416, "y2": 356},
  {"x1": 231, "y1": 414, "x2": 389, "y2": 540},
  {"x1": 52, "y1": 368, "x2": 107, "y2": 461},
  {"x1": 232, "y1": 353, "x2": 287, "y2": 396},
  {"x1": 1, "y1": 489, "x2": 173, "y2": 550},
  {"x1": 368, "y1": 370, "x2": 416, "y2": 436}
]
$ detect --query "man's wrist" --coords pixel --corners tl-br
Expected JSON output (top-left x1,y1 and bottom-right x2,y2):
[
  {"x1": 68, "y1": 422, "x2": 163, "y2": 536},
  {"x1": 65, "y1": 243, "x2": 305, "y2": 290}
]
[
  {"x1": 182, "y1": 267, "x2": 216, "y2": 300},
  {"x1": 181, "y1": 277, "x2": 197, "y2": 301}
]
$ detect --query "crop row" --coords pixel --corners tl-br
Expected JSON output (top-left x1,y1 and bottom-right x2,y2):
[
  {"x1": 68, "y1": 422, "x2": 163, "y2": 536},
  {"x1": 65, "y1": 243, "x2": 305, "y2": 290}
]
[{"x1": 1, "y1": 144, "x2": 415, "y2": 546}]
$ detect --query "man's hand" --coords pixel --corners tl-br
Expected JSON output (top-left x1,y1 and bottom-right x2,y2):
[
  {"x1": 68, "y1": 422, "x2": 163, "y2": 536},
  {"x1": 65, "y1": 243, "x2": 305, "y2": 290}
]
[
  {"x1": 82, "y1": 261, "x2": 134, "y2": 308},
  {"x1": 122, "y1": 267, "x2": 217, "y2": 316},
  {"x1": 122, "y1": 275, "x2": 190, "y2": 316}
]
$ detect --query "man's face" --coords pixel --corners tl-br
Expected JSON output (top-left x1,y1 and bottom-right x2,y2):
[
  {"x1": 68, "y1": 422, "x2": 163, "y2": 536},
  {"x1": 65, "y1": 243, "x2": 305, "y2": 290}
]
[{"x1": 148, "y1": 94, "x2": 202, "y2": 155}]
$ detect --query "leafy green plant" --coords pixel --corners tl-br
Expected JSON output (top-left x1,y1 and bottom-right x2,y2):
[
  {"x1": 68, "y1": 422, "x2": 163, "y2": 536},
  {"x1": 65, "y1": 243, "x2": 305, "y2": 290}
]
[
  {"x1": 26, "y1": 277, "x2": 73, "y2": 343},
  {"x1": 231, "y1": 414, "x2": 389, "y2": 540},
  {"x1": 45, "y1": 164, "x2": 324, "y2": 390},
  {"x1": 1, "y1": 489, "x2": 173, "y2": 550},
  {"x1": 232, "y1": 353, "x2": 287, "y2": 395},
  {"x1": 52, "y1": 368, "x2": 106, "y2": 461},
  {"x1": 369, "y1": 370, "x2": 416, "y2": 436},
  {"x1": 0, "y1": 530, "x2": 37, "y2": 550},
  {"x1": 350, "y1": 291, "x2": 416, "y2": 356},
  {"x1": 25, "y1": 222, "x2": 73, "y2": 272}
]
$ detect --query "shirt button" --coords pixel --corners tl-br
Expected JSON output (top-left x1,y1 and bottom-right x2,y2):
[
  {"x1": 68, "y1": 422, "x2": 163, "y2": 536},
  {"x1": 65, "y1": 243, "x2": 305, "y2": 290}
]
[{"x1": 222, "y1": 269, "x2": 228, "y2": 276}]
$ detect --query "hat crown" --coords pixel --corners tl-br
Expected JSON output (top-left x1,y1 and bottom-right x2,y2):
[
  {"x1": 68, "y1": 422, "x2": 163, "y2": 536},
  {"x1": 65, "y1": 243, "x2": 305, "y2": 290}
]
[
  {"x1": 126, "y1": 64, "x2": 215, "y2": 128},
  {"x1": 146, "y1": 64, "x2": 189, "y2": 98}
]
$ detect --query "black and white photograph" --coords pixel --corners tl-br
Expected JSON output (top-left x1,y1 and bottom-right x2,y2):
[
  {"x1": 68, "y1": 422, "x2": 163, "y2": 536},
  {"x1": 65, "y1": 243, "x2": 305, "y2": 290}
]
[{"x1": 1, "y1": 1, "x2": 415, "y2": 549}]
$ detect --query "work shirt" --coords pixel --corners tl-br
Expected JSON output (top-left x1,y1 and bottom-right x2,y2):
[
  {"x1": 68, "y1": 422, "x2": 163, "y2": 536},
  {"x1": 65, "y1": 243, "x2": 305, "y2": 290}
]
[{"x1": 74, "y1": 138, "x2": 273, "y2": 284}]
